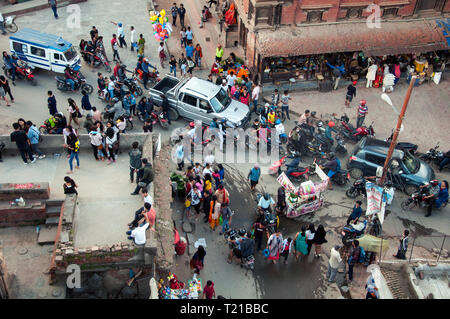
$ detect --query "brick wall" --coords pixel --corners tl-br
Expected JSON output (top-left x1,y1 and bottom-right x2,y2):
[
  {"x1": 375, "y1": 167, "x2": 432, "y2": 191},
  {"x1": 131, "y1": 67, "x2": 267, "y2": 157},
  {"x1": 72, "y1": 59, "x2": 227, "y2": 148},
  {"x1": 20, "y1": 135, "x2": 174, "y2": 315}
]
[
  {"x1": 0, "y1": 183, "x2": 50, "y2": 201},
  {"x1": 0, "y1": 207, "x2": 46, "y2": 227},
  {"x1": 443, "y1": 0, "x2": 450, "y2": 12}
]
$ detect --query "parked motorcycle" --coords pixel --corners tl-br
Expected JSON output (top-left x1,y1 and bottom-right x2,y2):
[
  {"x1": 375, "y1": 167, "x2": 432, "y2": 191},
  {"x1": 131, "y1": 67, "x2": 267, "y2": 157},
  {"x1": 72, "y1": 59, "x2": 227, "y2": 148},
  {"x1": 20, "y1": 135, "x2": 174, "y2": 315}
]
[
  {"x1": 223, "y1": 228, "x2": 254, "y2": 270},
  {"x1": 341, "y1": 220, "x2": 367, "y2": 246},
  {"x1": 123, "y1": 76, "x2": 143, "y2": 97},
  {"x1": 339, "y1": 114, "x2": 374, "y2": 142},
  {"x1": 149, "y1": 110, "x2": 169, "y2": 129},
  {"x1": 420, "y1": 142, "x2": 448, "y2": 169},
  {"x1": 2, "y1": 15, "x2": 18, "y2": 33},
  {"x1": 92, "y1": 52, "x2": 111, "y2": 73},
  {"x1": 385, "y1": 130, "x2": 418, "y2": 155},
  {"x1": 55, "y1": 72, "x2": 93, "y2": 94},
  {"x1": 2, "y1": 62, "x2": 37, "y2": 86},
  {"x1": 346, "y1": 178, "x2": 368, "y2": 198},
  {"x1": 255, "y1": 194, "x2": 279, "y2": 237}
]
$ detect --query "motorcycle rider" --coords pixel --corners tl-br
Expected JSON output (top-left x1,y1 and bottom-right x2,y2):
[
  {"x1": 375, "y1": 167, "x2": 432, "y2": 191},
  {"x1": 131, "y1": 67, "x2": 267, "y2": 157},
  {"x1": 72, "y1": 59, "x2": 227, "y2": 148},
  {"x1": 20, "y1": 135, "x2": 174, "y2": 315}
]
[
  {"x1": 258, "y1": 193, "x2": 275, "y2": 215},
  {"x1": 97, "y1": 72, "x2": 107, "y2": 99},
  {"x1": 227, "y1": 231, "x2": 255, "y2": 265},
  {"x1": 106, "y1": 97, "x2": 126, "y2": 122},
  {"x1": 325, "y1": 121, "x2": 337, "y2": 149},
  {"x1": 321, "y1": 152, "x2": 341, "y2": 190},
  {"x1": 64, "y1": 65, "x2": 77, "y2": 91},
  {"x1": 84, "y1": 41, "x2": 96, "y2": 67},
  {"x1": 160, "y1": 93, "x2": 171, "y2": 125},
  {"x1": 137, "y1": 96, "x2": 153, "y2": 121},
  {"x1": 423, "y1": 180, "x2": 448, "y2": 217},
  {"x1": 123, "y1": 90, "x2": 137, "y2": 116},
  {"x1": 439, "y1": 150, "x2": 450, "y2": 171},
  {"x1": 285, "y1": 156, "x2": 302, "y2": 178}
]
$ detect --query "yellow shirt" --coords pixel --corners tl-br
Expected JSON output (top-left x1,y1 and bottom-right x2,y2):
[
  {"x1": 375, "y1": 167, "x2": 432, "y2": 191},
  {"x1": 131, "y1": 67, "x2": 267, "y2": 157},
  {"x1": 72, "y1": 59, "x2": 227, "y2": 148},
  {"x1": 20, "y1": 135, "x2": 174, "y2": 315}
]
[
  {"x1": 216, "y1": 47, "x2": 224, "y2": 58},
  {"x1": 268, "y1": 112, "x2": 275, "y2": 124},
  {"x1": 205, "y1": 180, "x2": 212, "y2": 192}
]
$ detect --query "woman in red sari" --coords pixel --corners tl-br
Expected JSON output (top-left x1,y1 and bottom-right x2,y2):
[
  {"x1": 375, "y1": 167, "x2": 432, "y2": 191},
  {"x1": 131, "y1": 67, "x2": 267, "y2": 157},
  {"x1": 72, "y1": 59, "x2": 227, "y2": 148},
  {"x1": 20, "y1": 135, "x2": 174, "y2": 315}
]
[{"x1": 225, "y1": 3, "x2": 236, "y2": 25}]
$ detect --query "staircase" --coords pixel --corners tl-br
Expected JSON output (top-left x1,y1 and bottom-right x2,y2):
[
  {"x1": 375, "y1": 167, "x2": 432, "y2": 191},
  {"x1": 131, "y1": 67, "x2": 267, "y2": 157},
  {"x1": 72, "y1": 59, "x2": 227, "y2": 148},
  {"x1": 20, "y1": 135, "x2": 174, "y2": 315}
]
[{"x1": 37, "y1": 199, "x2": 64, "y2": 245}]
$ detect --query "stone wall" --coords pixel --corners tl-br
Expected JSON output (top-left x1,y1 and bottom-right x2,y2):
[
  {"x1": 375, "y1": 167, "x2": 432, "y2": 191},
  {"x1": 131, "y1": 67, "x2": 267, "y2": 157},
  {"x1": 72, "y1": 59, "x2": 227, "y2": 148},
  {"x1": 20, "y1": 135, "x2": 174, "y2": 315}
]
[{"x1": 0, "y1": 242, "x2": 12, "y2": 299}]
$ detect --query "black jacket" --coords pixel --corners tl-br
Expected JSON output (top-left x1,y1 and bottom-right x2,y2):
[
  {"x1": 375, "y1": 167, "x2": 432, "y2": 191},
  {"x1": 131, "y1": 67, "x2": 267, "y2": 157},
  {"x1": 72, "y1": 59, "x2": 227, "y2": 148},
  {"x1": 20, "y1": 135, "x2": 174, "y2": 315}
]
[
  {"x1": 140, "y1": 163, "x2": 154, "y2": 184},
  {"x1": 240, "y1": 238, "x2": 255, "y2": 258}
]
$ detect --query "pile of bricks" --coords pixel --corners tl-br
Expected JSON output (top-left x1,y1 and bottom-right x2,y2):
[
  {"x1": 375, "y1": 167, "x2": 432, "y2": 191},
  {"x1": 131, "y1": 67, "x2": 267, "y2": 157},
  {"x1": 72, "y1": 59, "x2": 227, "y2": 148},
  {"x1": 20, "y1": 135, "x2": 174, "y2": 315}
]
[
  {"x1": 54, "y1": 242, "x2": 137, "y2": 268},
  {"x1": 380, "y1": 268, "x2": 410, "y2": 299}
]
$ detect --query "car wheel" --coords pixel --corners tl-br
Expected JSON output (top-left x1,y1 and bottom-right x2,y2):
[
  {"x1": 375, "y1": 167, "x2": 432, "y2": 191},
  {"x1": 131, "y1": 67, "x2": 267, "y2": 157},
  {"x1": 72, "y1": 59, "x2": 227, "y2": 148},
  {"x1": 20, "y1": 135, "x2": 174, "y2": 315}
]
[
  {"x1": 168, "y1": 108, "x2": 179, "y2": 121},
  {"x1": 405, "y1": 184, "x2": 419, "y2": 196},
  {"x1": 349, "y1": 168, "x2": 363, "y2": 179}
]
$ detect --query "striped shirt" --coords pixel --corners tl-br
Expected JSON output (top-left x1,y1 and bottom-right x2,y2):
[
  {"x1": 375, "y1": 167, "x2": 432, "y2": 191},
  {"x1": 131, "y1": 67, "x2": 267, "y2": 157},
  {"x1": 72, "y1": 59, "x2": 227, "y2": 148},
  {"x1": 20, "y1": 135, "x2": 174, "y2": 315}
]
[{"x1": 358, "y1": 104, "x2": 368, "y2": 116}]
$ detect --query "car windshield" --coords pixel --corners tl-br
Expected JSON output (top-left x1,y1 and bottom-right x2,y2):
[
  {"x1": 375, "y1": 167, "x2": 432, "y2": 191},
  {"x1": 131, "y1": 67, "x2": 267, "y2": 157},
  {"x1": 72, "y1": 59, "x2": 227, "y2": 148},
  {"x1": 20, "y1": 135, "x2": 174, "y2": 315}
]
[
  {"x1": 64, "y1": 47, "x2": 77, "y2": 61},
  {"x1": 210, "y1": 89, "x2": 231, "y2": 113},
  {"x1": 402, "y1": 151, "x2": 420, "y2": 174}
]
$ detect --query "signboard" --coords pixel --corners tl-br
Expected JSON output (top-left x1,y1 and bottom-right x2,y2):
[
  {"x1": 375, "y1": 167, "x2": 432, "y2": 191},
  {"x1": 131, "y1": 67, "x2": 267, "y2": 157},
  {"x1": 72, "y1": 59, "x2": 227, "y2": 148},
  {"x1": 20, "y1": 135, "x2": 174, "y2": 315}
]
[
  {"x1": 365, "y1": 182, "x2": 392, "y2": 224},
  {"x1": 277, "y1": 172, "x2": 296, "y2": 193}
]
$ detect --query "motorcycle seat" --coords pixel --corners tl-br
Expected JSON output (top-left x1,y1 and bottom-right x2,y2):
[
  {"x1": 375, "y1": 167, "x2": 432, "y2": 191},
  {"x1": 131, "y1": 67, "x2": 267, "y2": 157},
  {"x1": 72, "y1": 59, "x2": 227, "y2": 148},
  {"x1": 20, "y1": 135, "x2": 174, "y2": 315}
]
[{"x1": 351, "y1": 222, "x2": 365, "y2": 232}]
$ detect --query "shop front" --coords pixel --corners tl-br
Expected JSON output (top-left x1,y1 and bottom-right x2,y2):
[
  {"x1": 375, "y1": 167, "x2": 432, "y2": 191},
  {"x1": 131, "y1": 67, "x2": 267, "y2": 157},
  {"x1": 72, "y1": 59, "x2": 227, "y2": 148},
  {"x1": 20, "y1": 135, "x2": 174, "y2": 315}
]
[{"x1": 255, "y1": 19, "x2": 449, "y2": 85}]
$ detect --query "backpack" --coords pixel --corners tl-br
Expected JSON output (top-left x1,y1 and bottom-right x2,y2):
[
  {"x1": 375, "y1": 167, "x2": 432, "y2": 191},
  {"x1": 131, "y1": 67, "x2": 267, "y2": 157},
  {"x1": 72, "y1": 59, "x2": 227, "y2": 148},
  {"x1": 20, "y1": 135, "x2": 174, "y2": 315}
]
[{"x1": 358, "y1": 246, "x2": 366, "y2": 263}]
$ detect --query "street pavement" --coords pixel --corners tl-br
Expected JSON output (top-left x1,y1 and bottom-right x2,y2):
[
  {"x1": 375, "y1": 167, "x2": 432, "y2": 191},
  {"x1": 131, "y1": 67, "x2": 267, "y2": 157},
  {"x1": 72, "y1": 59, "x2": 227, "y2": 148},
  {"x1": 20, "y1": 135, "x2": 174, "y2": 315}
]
[{"x1": 0, "y1": 0, "x2": 449, "y2": 299}]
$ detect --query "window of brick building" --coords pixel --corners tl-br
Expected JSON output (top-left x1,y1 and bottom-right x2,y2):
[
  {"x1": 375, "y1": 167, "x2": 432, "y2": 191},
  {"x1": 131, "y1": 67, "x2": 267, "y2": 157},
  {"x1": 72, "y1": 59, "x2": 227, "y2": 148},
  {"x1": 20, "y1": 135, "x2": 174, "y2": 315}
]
[
  {"x1": 273, "y1": 4, "x2": 282, "y2": 25},
  {"x1": 346, "y1": 8, "x2": 363, "y2": 19},
  {"x1": 306, "y1": 11, "x2": 323, "y2": 23},
  {"x1": 256, "y1": 7, "x2": 272, "y2": 25},
  {"x1": 383, "y1": 7, "x2": 398, "y2": 17}
]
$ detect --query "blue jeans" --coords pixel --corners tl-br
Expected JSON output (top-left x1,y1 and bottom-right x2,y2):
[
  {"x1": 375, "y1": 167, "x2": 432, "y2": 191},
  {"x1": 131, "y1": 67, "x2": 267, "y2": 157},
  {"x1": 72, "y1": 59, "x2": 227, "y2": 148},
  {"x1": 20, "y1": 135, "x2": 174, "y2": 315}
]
[
  {"x1": 69, "y1": 151, "x2": 79, "y2": 171},
  {"x1": 221, "y1": 219, "x2": 230, "y2": 233},
  {"x1": 108, "y1": 89, "x2": 114, "y2": 99},
  {"x1": 327, "y1": 264, "x2": 338, "y2": 282},
  {"x1": 282, "y1": 105, "x2": 290, "y2": 120},
  {"x1": 170, "y1": 65, "x2": 176, "y2": 77},
  {"x1": 439, "y1": 157, "x2": 449, "y2": 171},
  {"x1": 252, "y1": 99, "x2": 258, "y2": 113},
  {"x1": 31, "y1": 143, "x2": 43, "y2": 156},
  {"x1": 66, "y1": 79, "x2": 75, "y2": 90},
  {"x1": 196, "y1": 57, "x2": 201, "y2": 68},
  {"x1": 51, "y1": 5, "x2": 58, "y2": 18},
  {"x1": 348, "y1": 263, "x2": 354, "y2": 280},
  {"x1": 0, "y1": 22, "x2": 5, "y2": 34}
]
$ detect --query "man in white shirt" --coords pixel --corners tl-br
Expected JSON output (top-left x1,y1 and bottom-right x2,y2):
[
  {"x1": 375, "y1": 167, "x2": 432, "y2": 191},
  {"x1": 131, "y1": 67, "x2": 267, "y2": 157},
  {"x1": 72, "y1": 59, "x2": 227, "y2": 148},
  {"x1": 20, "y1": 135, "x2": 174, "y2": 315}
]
[
  {"x1": 203, "y1": 163, "x2": 213, "y2": 176},
  {"x1": 127, "y1": 222, "x2": 149, "y2": 246},
  {"x1": 327, "y1": 245, "x2": 342, "y2": 283},
  {"x1": 226, "y1": 71, "x2": 237, "y2": 91},
  {"x1": 130, "y1": 26, "x2": 137, "y2": 52},
  {"x1": 251, "y1": 83, "x2": 261, "y2": 114},
  {"x1": 142, "y1": 188, "x2": 153, "y2": 206}
]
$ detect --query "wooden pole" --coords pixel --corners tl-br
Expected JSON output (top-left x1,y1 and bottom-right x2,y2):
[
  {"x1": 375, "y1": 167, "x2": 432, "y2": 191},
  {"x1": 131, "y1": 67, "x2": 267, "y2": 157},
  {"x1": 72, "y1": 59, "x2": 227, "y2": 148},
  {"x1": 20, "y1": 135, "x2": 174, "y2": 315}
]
[{"x1": 378, "y1": 76, "x2": 416, "y2": 185}]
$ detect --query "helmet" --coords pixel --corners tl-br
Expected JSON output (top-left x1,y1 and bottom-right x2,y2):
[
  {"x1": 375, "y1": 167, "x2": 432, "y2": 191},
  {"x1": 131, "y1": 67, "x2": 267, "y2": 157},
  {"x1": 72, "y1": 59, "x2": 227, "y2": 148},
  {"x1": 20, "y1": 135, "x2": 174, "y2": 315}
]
[
  {"x1": 265, "y1": 103, "x2": 270, "y2": 107},
  {"x1": 430, "y1": 179, "x2": 439, "y2": 187},
  {"x1": 189, "y1": 122, "x2": 195, "y2": 128},
  {"x1": 238, "y1": 229, "x2": 246, "y2": 237},
  {"x1": 275, "y1": 118, "x2": 281, "y2": 125},
  {"x1": 311, "y1": 111, "x2": 317, "y2": 117},
  {"x1": 360, "y1": 100, "x2": 367, "y2": 106},
  {"x1": 264, "y1": 193, "x2": 270, "y2": 200},
  {"x1": 328, "y1": 121, "x2": 335, "y2": 128},
  {"x1": 317, "y1": 121, "x2": 323, "y2": 128},
  {"x1": 121, "y1": 64, "x2": 127, "y2": 69},
  {"x1": 118, "y1": 23, "x2": 122, "y2": 27}
]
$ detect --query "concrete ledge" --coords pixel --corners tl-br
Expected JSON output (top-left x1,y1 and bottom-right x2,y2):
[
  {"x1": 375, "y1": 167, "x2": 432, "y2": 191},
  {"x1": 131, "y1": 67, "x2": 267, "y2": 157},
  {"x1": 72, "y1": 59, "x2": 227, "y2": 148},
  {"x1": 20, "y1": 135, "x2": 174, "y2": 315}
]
[
  {"x1": 0, "y1": 133, "x2": 153, "y2": 154},
  {"x1": 2, "y1": 0, "x2": 87, "y2": 17}
]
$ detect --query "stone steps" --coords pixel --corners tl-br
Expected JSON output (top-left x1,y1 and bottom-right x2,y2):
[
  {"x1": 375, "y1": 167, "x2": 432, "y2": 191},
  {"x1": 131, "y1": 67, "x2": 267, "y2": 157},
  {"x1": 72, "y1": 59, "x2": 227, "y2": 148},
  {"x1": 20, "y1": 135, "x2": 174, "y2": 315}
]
[
  {"x1": 37, "y1": 225, "x2": 58, "y2": 245},
  {"x1": 45, "y1": 205, "x2": 62, "y2": 218},
  {"x1": 45, "y1": 216, "x2": 60, "y2": 226}
]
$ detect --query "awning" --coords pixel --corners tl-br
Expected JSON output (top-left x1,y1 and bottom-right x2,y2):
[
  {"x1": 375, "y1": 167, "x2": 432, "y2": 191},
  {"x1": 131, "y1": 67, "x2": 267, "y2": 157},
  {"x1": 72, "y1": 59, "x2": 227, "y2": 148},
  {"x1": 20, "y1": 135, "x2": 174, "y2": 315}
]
[{"x1": 257, "y1": 19, "x2": 449, "y2": 58}]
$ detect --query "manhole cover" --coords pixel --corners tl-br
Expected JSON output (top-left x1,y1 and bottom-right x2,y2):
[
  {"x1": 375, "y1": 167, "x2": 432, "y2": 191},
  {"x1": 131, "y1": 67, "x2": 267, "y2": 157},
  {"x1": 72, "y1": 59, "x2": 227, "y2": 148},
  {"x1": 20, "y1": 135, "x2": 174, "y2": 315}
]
[
  {"x1": 17, "y1": 247, "x2": 28, "y2": 255},
  {"x1": 52, "y1": 288, "x2": 63, "y2": 297}
]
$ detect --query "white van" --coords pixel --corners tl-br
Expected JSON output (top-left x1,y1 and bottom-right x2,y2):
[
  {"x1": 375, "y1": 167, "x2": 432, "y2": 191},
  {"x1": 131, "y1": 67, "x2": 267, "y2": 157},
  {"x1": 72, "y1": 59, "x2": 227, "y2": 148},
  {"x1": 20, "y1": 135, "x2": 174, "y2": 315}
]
[{"x1": 9, "y1": 28, "x2": 81, "y2": 73}]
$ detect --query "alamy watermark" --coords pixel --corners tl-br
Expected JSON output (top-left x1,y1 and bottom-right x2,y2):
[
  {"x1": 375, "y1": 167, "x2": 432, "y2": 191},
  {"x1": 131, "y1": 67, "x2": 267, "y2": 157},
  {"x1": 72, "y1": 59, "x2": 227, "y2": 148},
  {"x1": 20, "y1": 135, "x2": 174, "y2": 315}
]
[
  {"x1": 66, "y1": 5, "x2": 81, "y2": 30},
  {"x1": 66, "y1": 264, "x2": 81, "y2": 289},
  {"x1": 170, "y1": 121, "x2": 283, "y2": 174},
  {"x1": 366, "y1": 4, "x2": 381, "y2": 29}
]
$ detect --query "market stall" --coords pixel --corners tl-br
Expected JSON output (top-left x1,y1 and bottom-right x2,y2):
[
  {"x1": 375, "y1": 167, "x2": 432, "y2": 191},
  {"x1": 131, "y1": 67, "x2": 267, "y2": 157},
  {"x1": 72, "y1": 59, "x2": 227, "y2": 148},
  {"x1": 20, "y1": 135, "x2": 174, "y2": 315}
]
[
  {"x1": 158, "y1": 273, "x2": 202, "y2": 299},
  {"x1": 277, "y1": 164, "x2": 328, "y2": 218}
]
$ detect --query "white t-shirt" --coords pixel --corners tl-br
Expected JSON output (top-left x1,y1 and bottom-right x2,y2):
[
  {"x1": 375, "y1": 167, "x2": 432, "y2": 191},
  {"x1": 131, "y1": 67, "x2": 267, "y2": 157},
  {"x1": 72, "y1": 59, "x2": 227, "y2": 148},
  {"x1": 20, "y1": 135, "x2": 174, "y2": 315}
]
[
  {"x1": 108, "y1": 81, "x2": 115, "y2": 91},
  {"x1": 203, "y1": 167, "x2": 213, "y2": 176},
  {"x1": 131, "y1": 223, "x2": 149, "y2": 245},
  {"x1": 226, "y1": 74, "x2": 236, "y2": 87},
  {"x1": 144, "y1": 194, "x2": 153, "y2": 206},
  {"x1": 117, "y1": 120, "x2": 126, "y2": 131},
  {"x1": 305, "y1": 230, "x2": 315, "y2": 240},
  {"x1": 252, "y1": 86, "x2": 260, "y2": 100},
  {"x1": 89, "y1": 132, "x2": 103, "y2": 146},
  {"x1": 130, "y1": 29, "x2": 136, "y2": 43},
  {"x1": 118, "y1": 26, "x2": 125, "y2": 37}
]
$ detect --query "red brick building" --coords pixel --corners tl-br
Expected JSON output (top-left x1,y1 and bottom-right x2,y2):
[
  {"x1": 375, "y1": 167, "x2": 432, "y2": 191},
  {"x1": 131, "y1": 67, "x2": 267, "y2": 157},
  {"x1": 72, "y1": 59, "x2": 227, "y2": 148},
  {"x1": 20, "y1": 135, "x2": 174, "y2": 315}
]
[{"x1": 223, "y1": 0, "x2": 450, "y2": 82}]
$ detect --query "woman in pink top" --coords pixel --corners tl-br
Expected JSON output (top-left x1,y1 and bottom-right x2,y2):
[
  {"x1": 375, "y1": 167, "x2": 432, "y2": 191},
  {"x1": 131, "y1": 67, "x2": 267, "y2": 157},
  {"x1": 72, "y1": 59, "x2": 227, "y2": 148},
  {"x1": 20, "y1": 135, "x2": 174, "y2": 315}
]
[
  {"x1": 240, "y1": 87, "x2": 250, "y2": 106},
  {"x1": 195, "y1": 175, "x2": 204, "y2": 192},
  {"x1": 230, "y1": 83, "x2": 239, "y2": 99}
]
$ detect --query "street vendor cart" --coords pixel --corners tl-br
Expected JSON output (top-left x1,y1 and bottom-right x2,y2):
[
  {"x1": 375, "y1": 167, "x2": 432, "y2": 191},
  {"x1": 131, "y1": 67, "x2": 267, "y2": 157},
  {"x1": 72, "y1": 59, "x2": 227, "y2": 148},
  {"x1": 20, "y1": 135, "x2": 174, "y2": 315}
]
[{"x1": 277, "y1": 164, "x2": 329, "y2": 218}]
